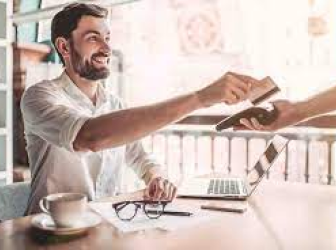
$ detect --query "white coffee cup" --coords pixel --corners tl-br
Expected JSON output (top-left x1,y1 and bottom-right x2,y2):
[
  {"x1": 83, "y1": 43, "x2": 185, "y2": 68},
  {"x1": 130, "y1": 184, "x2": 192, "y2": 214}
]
[{"x1": 39, "y1": 193, "x2": 88, "y2": 228}]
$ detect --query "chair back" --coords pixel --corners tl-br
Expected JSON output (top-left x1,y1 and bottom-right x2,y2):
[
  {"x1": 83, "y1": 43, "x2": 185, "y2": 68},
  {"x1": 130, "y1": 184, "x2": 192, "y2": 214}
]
[{"x1": 0, "y1": 182, "x2": 30, "y2": 221}]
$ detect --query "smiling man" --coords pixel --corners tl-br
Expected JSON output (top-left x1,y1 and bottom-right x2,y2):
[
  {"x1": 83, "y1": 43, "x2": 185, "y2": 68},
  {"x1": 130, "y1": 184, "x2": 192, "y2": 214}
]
[{"x1": 21, "y1": 3, "x2": 257, "y2": 214}]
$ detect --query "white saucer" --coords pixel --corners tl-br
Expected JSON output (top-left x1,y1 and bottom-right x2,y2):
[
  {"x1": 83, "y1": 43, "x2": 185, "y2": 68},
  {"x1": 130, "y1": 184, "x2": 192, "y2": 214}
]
[{"x1": 31, "y1": 212, "x2": 102, "y2": 235}]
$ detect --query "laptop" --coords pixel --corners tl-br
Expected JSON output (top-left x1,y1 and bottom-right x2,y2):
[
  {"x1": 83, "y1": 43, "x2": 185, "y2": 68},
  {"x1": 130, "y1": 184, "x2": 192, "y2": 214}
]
[{"x1": 178, "y1": 135, "x2": 289, "y2": 200}]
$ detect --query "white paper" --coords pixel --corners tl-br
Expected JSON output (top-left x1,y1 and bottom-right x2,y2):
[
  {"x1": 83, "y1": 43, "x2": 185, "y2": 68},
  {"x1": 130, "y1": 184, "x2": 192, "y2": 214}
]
[{"x1": 89, "y1": 202, "x2": 215, "y2": 233}]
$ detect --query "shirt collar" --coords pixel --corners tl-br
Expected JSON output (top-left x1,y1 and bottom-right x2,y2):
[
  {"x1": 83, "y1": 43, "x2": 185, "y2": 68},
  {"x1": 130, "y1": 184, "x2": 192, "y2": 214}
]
[{"x1": 58, "y1": 71, "x2": 108, "y2": 110}]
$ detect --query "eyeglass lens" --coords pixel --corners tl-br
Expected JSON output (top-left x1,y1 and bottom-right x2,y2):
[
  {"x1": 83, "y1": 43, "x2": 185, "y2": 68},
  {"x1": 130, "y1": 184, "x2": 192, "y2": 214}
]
[
  {"x1": 144, "y1": 202, "x2": 165, "y2": 219},
  {"x1": 115, "y1": 202, "x2": 139, "y2": 221},
  {"x1": 114, "y1": 201, "x2": 166, "y2": 220}
]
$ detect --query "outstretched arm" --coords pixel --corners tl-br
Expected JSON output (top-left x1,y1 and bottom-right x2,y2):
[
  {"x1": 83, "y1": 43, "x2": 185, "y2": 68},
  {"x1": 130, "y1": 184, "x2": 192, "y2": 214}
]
[
  {"x1": 74, "y1": 72, "x2": 256, "y2": 152},
  {"x1": 239, "y1": 84, "x2": 336, "y2": 131}
]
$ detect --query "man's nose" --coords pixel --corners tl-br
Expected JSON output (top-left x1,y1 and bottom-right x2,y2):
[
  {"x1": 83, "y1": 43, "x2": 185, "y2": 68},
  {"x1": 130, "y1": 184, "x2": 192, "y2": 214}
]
[{"x1": 101, "y1": 40, "x2": 111, "y2": 54}]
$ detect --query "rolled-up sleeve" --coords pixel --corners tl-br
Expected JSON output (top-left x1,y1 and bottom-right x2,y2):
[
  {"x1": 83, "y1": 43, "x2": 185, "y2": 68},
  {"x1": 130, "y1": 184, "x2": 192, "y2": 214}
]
[
  {"x1": 125, "y1": 141, "x2": 164, "y2": 184},
  {"x1": 21, "y1": 84, "x2": 90, "y2": 152}
]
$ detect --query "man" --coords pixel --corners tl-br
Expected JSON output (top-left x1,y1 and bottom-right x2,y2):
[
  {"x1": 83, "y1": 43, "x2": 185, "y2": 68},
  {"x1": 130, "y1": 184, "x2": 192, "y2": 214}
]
[
  {"x1": 21, "y1": 3, "x2": 256, "y2": 214},
  {"x1": 239, "y1": 85, "x2": 336, "y2": 131}
]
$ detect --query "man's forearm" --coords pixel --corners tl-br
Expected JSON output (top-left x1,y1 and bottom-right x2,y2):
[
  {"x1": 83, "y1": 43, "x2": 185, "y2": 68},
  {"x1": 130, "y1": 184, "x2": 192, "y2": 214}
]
[
  {"x1": 74, "y1": 71, "x2": 255, "y2": 152},
  {"x1": 74, "y1": 92, "x2": 202, "y2": 152}
]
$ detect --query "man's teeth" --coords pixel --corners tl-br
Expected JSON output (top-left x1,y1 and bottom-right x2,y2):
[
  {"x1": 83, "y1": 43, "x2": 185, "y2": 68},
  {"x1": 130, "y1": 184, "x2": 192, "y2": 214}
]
[{"x1": 94, "y1": 57, "x2": 108, "y2": 64}]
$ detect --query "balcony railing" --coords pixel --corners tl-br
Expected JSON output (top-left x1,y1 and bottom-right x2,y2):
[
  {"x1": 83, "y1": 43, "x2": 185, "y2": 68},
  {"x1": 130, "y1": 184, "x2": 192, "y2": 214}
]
[{"x1": 140, "y1": 115, "x2": 336, "y2": 187}]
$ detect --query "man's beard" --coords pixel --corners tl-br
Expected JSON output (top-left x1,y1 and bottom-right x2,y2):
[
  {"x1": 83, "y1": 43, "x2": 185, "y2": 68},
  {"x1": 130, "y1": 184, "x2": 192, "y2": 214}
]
[{"x1": 70, "y1": 41, "x2": 110, "y2": 81}]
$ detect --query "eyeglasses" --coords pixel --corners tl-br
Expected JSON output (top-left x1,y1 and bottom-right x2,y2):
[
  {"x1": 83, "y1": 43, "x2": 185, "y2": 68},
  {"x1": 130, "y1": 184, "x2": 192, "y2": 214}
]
[{"x1": 112, "y1": 200, "x2": 169, "y2": 221}]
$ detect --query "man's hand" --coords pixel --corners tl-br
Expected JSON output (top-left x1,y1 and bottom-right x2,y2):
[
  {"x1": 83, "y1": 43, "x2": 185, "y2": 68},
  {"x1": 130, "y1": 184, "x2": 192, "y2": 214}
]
[
  {"x1": 196, "y1": 72, "x2": 258, "y2": 107},
  {"x1": 237, "y1": 100, "x2": 305, "y2": 131},
  {"x1": 144, "y1": 176, "x2": 177, "y2": 201}
]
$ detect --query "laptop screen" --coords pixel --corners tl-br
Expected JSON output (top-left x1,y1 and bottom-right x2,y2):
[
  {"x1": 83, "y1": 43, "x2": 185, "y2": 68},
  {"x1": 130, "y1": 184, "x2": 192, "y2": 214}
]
[{"x1": 247, "y1": 135, "x2": 289, "y2": 195}]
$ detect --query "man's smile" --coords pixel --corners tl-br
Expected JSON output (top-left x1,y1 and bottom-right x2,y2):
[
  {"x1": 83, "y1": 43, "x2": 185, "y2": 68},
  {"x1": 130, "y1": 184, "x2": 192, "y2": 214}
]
[{"x1": 92, "y1": 55, "x2": 110, "y2": 66}]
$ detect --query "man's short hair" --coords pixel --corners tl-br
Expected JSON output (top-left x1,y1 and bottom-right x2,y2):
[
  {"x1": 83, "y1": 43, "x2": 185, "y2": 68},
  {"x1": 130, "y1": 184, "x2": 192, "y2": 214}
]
[{"x1": 51, "y1": 3, "x2": 108, "y2": 65}]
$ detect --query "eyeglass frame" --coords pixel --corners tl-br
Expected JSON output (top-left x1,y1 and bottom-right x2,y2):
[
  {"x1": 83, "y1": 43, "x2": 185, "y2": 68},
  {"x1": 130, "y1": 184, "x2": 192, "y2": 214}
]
[{"x1": 112, "y1": 200, "x2": 170, "y2": 221}]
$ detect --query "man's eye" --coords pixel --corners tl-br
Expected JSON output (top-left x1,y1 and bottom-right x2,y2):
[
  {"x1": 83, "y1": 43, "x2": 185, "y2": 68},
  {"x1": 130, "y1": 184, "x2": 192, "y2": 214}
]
[{"x1": 88, "y1": 36, "x2": 98, "y2": 42}]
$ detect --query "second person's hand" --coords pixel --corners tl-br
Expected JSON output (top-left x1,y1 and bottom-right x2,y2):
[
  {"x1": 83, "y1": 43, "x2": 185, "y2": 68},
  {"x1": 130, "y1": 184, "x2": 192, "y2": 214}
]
[{"x1": 237, "y1": 100, "x2": 306, "y2": 131}]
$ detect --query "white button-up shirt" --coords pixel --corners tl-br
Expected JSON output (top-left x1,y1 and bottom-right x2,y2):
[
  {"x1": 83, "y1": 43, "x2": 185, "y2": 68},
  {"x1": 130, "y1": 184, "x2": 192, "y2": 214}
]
[{"x1": 21, "y1": 71, "x2": 161, "y2": 214}]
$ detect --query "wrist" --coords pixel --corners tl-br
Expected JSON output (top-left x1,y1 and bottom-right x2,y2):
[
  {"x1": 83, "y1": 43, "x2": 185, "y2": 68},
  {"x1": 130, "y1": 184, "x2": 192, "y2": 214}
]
[{"x1": 194, "y1": 89, "x2": 211, "y2": 108}]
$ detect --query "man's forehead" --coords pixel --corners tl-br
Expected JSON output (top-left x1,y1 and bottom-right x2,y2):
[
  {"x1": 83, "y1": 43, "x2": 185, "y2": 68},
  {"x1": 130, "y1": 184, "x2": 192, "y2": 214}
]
[{"x1": 74, "y1": 16, "x2": 110, "y2": 36}]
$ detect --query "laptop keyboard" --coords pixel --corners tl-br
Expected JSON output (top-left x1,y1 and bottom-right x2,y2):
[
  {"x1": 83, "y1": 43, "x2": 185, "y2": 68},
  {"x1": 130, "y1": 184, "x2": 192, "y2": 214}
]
[{"x1": 207, "y1": 179, "x2": 241, "y2": 195}]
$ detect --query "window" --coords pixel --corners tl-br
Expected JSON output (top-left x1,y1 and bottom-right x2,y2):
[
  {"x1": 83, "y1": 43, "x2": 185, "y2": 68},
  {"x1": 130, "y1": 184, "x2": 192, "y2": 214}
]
[{"x1": 38, "y1": 0, "x2": 77, "y2": 42}]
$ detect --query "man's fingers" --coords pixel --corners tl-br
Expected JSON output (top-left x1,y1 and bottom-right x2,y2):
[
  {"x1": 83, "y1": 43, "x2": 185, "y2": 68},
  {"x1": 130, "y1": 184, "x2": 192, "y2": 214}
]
[
  {"x1": 144, "y1": 178, "x2": 158, "y2": 200},
  {"x1": 167, "y1": 183, "x2": 176, "y2": 201},
  {"x1": 227, "y1": 73, "x2": 251, "y2": 92},
  {"x1": 228, "y1": 72, "x2": 259, "y2": 85},
  {"x1": 144, "y1": 177, "x2": 178, "y2": 201},
  {"x1": 230, "y1": 86, "x2": 248, "y2": 101},
  {"x1": 171, "y1": 184, "x2": 178, "y2": 200},
  {"x1": 161, "y1": 179, "x2": 169, "y2": 200},
  {"x1": 145, "y1": 180, "x2": 157, "y2": 200},
  {"x1": 225, "y1": 74, "x2": 254, "y2": 103},
  {"x1": 224, "y1": 92, "x2": 238, "y2": 104},
  {"x1": 166, "y1": 184, "x2": 173, "y2": 200},
  {"x1": 154, "y1": 179, "x2": 164, "y2": 200}
]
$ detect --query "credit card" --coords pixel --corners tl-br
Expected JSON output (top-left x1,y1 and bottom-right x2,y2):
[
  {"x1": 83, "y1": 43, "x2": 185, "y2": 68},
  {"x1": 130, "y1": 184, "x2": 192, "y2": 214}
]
[{"x1": 249, "y1": 76, "x2": 280, "y2": 105}]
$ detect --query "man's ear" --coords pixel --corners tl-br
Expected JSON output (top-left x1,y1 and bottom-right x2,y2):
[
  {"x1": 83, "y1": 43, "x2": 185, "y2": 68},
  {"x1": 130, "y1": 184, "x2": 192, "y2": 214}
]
[{"x1": 55, "y1": 37, "x2": 70, "y2": 60}]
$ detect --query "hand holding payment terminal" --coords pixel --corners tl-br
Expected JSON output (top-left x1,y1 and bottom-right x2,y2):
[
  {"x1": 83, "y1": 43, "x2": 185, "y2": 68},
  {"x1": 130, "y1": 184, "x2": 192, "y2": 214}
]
[{"x1": 215, "y1": 76, "x2": 280, "y2": 132}]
